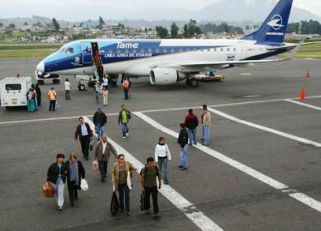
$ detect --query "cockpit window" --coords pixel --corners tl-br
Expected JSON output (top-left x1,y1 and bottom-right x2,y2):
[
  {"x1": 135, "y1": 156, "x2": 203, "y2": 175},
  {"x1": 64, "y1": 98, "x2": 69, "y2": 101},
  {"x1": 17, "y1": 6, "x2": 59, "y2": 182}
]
[{"x1": 66, "y1": 47, "x2": 74, "y2": 54}]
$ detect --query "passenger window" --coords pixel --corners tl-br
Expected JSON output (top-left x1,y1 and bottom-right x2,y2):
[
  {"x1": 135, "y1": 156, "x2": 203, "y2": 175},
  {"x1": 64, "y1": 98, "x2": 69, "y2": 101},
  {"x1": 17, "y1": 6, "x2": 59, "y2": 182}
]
[
  {"x1": 66, "y1": 47, "x2": 74, "y2": 53},
  {"x1": 6, "y1": 84, "x2": 21, "y2": 91},
  {"x1": 140, "y1": 49, "x2": 145, "y2": 53},
  {"x1": 155, "y1": 48, "x2": 160, "y2": 53},
  {"x1": 220, "y1": 48, "x2": 224, "y2": 52},
  {"x1": 133, "y1": 49, "x2": 137, "y2": 54},
  {"x1": 148, "y1": 48, "x2": 153, "y2": 53},
  {"x1": 171, "y1": 48, "x2": 175, "y2": 53},
  {"x1": 227, "y1": 48, "x2": 230, "y2": 52},
  {"x1": 214, "y1": 48, "x2": 217, "y2": 52},
  {"x1": 233, "y1": 48, "x2": 236, "y2": 52},
  {"x1": 163, "y1": 49, "x2": 167, "y2": 53}
]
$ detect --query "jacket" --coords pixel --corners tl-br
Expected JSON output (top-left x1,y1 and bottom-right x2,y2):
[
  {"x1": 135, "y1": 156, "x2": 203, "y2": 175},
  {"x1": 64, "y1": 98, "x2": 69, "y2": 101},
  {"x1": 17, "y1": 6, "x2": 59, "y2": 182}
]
[
  {"x1": 185, "y1": 113, "x2": 199, "y2": 129},
  {"x1": 74, "y1": 122, "x2": 93, "y2": 139},
  {"x1": 202, "y1": 111, "x2": 212, "y2": 127},
  {"x1": 47, "y1": 162, "x2": 68, "y2": 184},
  {"x1": 118, "y1": 109, "x2": 131, "y2": 124},
  {"x1": 65, "y1": 160, "x2": 85, "y2": 188},
  {"x1": 94, "y1": 141, "x2": 117, "y2": 161},
  {"x1": 93, "y1": 111, "x2": 107, "y2": 126},
  {"x1": 112, "y1": 160, "x2": 135, "y2": 191},
  {"x1": 178, "y1": 128, "x2": 189, "y2": 147}
]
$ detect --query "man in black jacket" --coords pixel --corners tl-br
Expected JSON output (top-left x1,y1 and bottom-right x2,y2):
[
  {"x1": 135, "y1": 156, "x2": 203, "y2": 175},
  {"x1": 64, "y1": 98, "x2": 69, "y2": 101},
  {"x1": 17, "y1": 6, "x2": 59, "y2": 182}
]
[
  {"x1": 93, "y1": 108, "x2": 107, "y2": 140},
  {"x1": 177, "y1": 123, "x2": 189, "y2": 170},
  {"x1": 75, "y1": 117, "x2": 93, "y2": 160},
  {"x1": 47, "y1": 153, "x2": 67, "y2": 211}
]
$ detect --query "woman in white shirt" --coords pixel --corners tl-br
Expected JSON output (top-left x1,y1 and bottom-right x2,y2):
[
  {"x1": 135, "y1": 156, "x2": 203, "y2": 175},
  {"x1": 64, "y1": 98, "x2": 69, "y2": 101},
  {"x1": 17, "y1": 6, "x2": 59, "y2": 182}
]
[{"x1": 154, "y1": 137, "x2": 171, "y2": 185}]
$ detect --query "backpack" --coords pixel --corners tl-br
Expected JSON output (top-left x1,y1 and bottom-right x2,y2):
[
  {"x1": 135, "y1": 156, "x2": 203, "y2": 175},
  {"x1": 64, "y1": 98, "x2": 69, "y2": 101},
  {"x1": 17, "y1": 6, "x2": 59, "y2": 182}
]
[{"x1": 143, "y1": 165, "x2": 159, "y2": 176}]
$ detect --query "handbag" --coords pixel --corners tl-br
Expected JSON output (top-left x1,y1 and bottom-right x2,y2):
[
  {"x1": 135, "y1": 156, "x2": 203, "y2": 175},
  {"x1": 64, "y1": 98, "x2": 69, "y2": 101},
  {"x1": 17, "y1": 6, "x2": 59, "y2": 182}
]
[
  {"x1": 80, "y1": 179, "x2": 89, "y2": 191},
  {"x1": 139, "y1": 192, "x2": 145, "y2": 211},
  {"x1": 42, "y1": 182, "x2": 55, "y2": 198},
  {"x1": 110, "y1": 191, "x2": 120, "y2": 216}
]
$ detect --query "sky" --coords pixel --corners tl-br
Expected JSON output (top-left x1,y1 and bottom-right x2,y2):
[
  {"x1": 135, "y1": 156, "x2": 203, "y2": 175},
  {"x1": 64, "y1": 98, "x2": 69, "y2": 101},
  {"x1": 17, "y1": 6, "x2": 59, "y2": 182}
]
[{"x1": 0, "y1": 0, "x2": 320, "y2": 21}]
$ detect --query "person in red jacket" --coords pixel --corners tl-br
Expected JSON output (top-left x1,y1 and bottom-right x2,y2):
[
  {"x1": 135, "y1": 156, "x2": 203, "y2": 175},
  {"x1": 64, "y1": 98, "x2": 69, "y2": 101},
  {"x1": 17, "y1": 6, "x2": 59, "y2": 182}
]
[{"x1": 184, "y1": 109, "x2": 199, "y2": 145}]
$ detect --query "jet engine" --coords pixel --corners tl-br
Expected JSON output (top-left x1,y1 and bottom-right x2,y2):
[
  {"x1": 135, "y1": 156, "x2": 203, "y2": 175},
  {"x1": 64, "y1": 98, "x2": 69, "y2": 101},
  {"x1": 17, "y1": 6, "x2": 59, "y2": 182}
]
[{"x1": 149, "y1": 68, "x2": 179, "y2": 85}]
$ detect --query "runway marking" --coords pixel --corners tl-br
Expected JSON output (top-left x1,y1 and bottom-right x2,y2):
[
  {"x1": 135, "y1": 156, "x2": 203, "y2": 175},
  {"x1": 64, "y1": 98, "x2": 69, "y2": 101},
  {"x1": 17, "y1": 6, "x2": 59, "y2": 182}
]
[
  {"x1": 83, "y1": 116, "x2": 224, "y2": 231},
  {"x1": 2, "y1": 94, "x2": 321, "y2": 126},
  {"x1": 207, "y1": 107, "x2": 321, "y2": 148},
  {"x1": 134, "y1": 112, "x2": 321, "y2": 214},
  {"x1": 284, "y1": 99, "x2": 321, "y2": 111},
  {"x1": 240, "y1": 73, "x2": 252, "y2": 76}
]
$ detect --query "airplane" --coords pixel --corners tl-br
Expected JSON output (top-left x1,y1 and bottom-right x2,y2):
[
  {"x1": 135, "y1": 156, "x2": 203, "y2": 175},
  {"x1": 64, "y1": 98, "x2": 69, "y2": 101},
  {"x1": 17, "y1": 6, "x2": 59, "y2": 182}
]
[{"x1": 36, "y1": 0, "x2": 295, "y2": 87}]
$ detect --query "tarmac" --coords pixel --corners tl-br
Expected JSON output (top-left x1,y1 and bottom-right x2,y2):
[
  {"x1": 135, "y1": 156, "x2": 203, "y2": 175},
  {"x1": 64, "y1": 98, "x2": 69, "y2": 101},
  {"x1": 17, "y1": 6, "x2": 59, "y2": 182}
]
[{"x1": 1, "y1": 56, "x2": 321, "y2": 231}]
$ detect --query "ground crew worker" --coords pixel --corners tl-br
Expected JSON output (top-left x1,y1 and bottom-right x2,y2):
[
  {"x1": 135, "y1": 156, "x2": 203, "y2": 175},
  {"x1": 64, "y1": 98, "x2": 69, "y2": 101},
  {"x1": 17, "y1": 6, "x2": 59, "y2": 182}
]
[
  {"x1": 48, "y1": 87, "x2": 57, "y2": 111},
  {"x1": 184, "y1": 109, "x2": 199, "y2": 145},
  {"x1": 122, "y1": 78, "x2": 130, "y2": 100},
  {"x1": 64, "y1": 78, "x2": 71, "y2": 100}
]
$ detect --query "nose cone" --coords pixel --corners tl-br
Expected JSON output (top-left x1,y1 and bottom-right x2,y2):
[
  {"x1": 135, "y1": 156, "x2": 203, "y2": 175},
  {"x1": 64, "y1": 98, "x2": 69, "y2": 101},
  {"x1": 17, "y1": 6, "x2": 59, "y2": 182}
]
[{"x1": 36, "y1": 60, "x2": 45, "y2": 74}]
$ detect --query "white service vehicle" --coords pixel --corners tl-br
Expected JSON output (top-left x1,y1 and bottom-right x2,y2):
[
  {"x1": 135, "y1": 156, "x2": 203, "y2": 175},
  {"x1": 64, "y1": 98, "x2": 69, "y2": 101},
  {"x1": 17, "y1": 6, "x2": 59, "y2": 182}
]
[{"x1": 0, "y1": 76, "x2": 32, "y2": 108}]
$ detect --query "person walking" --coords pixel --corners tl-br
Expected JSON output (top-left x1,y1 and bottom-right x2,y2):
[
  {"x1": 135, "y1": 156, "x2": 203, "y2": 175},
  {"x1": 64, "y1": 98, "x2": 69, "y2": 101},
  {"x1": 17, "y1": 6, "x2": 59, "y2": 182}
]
[
  {"x1": 47, "y1": 153, "x2": 67, "y2": 211},
  {"x1": 93, "y1": 108, "x2": 107, "y2": 140},
  {"x1": 118, "y1": 105, "x2": 131, "y2": 139},
  {"x1": 66, "y1": 152, "x2": 85, "y2": 207},
  {"x1": 35, "y1": 84, "x2": 42, "y2": 106},
  {"x1": 154, "y1": 137, "x2": 171, "y2": 185},
  {"x1": 64, "y1": 78, "x2": 71, "y2": 100},
  {"x1": 102, "y1": 76, "x2": 109, "y2": 89},
  {"x1": 178, "y1": 123, "x2": 189, "y2": 170},
  {"x1": 48, "y1": 87, "x2": 57, "y2": 111},
  {"x1": 74, "y1": 117, "x2": 93, "y2": 161},
  {"x1": 184, "y1": 109, "x2": 199, "y2": 145},
  {"x1": 122, "y1": 78, "x2": 129, "y2": 100},
  {"x1": 102, "y1": 86, "x2": 109, "y2": 106},
  {"x1": 112, "y1": 154, "x2": 135, "y2": 216},
  {"x1": 141, "y1": 157, "x2": 162, "y2": 218},
  {"x1": 31, "y1": 84, "x2": 38, "y2": 111},
  {"x1": 94, "y1": 81, "x2": 100, "y2": 104},
  {"x1": 94, "y1": 134, "x2": 117, "y2": 182},
  {"x1": 26, "y1": 88, "x2": 36, "y2": 113},
  {"x1": 201, "y1": 105, "x2": 212, "y2": 146}
]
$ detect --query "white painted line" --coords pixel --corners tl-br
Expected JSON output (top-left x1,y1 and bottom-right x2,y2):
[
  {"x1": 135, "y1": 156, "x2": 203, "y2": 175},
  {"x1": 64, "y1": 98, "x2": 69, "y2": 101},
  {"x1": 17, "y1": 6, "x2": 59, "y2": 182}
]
[
  {"x1": 207, "y1": 107, "x2": 321, "y2": 148},
  {"x1": 2, "y1": 94, "x2": 321, "y2": 126},
  {"x1": 285, "y1": 99, "x2": 321, "y2": 111},
  {"x1": 83, "y1": 116, "x2": 224, "y2": 231},
  {"x1": 134, "y1": 112, "x2": 288, "y2": 190},
  {"x1": 240, "y1": 73, "x2": 252, "y2": 76},
  {"x1": 289, "y1": 193, "x2": 321, "y2": 213},
  {"x1": 134, "y1": 112, "x2": 321, "y2": 214}
]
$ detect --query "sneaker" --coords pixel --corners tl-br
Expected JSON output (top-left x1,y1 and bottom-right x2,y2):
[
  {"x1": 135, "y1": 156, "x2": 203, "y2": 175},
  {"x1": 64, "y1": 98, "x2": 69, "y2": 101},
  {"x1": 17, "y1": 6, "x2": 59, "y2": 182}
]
[
  {"x1": 164, "y1": 181, "x2": 169, "y2": 185},
  {"x1": 126, "y1": 211, "x2": 130, "y2": 216},
  {"x1": 178, "y1": 165, "x2": 183, "y2": 168},
  {"x1": 181, "y1": 168, "x2": 188, "y2": 171},
  {"x1": 101, "y1": 178, "x2": 105, "y2": 182},
  {"x1": 145, "y1": 210, "x2": 151, "y2": 215},
  {"x1": 153, "y1": 213, "x2": 160, "y2": 219},
  {"x1": 58, "y1": 206, "x2": 63, "y2": 211},
  {"x1": 122, "y1": 136, "x2": 126, "y2": 139}
]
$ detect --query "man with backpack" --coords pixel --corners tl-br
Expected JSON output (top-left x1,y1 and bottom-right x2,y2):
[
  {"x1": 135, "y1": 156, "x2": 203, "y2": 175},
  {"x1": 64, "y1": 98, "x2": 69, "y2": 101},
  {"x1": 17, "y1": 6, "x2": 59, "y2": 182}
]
[
  {"x1": 118, "y1": 105, "x2": 131, "y2": 139},
  {"x1": 178, "y1": 123, "x2": 189, "y2": 170},
  {"x1": 141, "y1": 157, "x2": 162, "y2": 218}
]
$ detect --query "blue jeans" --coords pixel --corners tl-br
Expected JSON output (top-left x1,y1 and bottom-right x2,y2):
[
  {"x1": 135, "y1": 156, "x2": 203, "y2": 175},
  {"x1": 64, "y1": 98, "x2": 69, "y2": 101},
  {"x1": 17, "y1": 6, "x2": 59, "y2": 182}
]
[
  {"x1": 118, "y1": 184, "x2": 130, "y2": 212},
  {"x1": 188, "y1": 128, "x2": 197, "y2": 145},
  {"x1": 203, "y1": 126, "x2": 210, "y2": 145},
  {"x1": 95, "y1": 124, "x2": 105, "y2": 140},
  {"x1": 158, "y1": 158, "x2": 169, "y2": 184},
  {"x1": 123, "y1": 89, "x2": 129, "y2": 99},
  {"x1": 179, "y1": 145, "x2": 188, "y2": 168},
  {"x1": 121, "y1": 123, "x2": 129, "y2": 137}
]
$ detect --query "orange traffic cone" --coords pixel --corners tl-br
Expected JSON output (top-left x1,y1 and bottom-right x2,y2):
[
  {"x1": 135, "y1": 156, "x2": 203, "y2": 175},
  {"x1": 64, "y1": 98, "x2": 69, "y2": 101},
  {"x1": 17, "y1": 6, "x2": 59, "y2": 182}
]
[
  {"x1": 305, "y1": 69, "x2": 310, "y2": 78},
  {"x1": 300, "y1": 88, "x2": 306, "y2": 100}
]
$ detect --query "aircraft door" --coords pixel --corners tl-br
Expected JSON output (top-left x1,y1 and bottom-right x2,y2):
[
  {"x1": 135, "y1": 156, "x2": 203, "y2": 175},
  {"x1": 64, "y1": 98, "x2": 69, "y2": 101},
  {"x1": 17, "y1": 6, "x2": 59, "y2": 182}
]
[{"x1": 81, "y1": 42, "x2": 93, "y2": 64}]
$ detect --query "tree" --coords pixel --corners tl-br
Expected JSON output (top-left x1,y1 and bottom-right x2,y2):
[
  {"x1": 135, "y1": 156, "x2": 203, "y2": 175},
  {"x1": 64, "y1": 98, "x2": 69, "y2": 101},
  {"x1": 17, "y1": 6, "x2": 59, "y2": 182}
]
[
  {"x1": 0, "y1": 22, "x2": 3, "y2": 28},
  {"x1": 52, "y1": 18, "x2": 60, "y2": 31},
  {"x1": 183, "y1": 24, "x2": 189, "y2": 38},
  {"x1": 24, "y1": 22, "x2": 28, "y2": 26},
  {"x1": 156, "y1": 26, "x2": 168, "y2": 38},
  {"x1": 98, "y1": 16, "x2": 105, "y2": 29},
  {"x1": 8, "y1": 23, "x2": 16, "y2": 29},
  {"x1": 170, "y1": 23, "x2": 179, "y2": 38}
]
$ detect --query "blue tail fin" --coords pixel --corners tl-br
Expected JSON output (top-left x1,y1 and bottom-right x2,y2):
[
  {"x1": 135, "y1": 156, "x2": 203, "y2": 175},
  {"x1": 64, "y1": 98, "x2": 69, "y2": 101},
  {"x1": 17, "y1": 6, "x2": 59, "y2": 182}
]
[{"x1": 244, "y1": 0, "x2": 293, "y2": 44}]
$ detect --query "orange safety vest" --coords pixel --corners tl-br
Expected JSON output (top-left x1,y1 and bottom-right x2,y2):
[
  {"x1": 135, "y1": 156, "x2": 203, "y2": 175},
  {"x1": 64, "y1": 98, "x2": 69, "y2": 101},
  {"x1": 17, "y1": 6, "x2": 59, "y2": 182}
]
[
  {"x1": 122, "y1": 80, "x2": 129, "y2": 89},
  {"x1": 48, "y1": 90, "x2": 56, "y2": 100}
]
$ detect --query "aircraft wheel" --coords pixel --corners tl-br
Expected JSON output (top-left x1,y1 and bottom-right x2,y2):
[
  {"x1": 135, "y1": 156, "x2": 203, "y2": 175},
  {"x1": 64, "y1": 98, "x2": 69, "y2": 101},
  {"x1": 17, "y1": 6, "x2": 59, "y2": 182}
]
[
  {"x1": 53, "y1": 79, "x2": 60, "y2": 85},
  {"x1": 189, "y1": 78, "x2": 199, "y2": 88}
]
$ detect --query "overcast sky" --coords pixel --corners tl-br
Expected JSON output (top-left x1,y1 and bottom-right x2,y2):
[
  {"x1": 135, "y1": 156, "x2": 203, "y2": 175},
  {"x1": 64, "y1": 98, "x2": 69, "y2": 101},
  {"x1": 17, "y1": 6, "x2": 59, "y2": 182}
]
[{"x1": 0, "y1": 0, "x2": 320, "y2": 21}]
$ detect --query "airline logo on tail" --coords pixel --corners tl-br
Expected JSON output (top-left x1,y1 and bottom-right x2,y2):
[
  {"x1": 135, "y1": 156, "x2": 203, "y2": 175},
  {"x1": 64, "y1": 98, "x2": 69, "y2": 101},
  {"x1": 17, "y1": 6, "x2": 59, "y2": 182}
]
[{"x1": 266, "y1": 14, "x2": 285, "y2": 36}]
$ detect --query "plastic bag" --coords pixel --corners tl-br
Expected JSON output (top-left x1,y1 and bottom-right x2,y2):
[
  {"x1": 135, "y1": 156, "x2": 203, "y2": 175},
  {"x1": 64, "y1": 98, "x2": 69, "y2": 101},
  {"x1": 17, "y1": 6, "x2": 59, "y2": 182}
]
[
  {"x1": 80, "y1": 179, "x2": 89, "y2": 191},
  {"x1": 92, "y1": 160, "x2": 99, "y2": 171}
]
